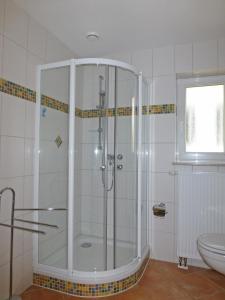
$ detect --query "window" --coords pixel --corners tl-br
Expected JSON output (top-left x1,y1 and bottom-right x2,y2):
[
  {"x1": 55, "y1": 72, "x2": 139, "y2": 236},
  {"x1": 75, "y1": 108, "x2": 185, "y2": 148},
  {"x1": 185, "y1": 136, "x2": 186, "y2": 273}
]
[{"x1": 177, "y1": 76, "x2": 225, "y2": 161}]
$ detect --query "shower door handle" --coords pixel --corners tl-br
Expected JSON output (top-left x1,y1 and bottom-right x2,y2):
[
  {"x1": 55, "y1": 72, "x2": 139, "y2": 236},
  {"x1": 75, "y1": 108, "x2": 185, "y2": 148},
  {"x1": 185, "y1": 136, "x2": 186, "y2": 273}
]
[{"x1": 100, "y1": 165, "x2": 106, "y2": 171}]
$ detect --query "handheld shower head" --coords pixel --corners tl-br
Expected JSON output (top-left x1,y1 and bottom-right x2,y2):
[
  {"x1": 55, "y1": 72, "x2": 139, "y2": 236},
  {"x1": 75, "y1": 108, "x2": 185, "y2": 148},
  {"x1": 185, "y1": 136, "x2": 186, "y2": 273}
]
[{"x1": 99, "y1": 75, "x2": 105, "y2": 97}]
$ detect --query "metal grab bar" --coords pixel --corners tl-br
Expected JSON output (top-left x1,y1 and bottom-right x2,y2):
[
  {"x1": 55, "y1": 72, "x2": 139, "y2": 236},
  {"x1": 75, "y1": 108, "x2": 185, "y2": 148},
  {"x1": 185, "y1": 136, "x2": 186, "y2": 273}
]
[
  {"x1": 0, "y1": 222, "x2": 46, "y2": 234},
  {"x1": 14, "y1": 218, "x2": 59, "y2": 228}
]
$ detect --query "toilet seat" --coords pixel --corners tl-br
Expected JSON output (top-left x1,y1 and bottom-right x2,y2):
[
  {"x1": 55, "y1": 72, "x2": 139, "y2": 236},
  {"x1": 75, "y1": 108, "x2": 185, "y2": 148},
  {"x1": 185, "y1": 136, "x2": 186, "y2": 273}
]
[{"x1": 198, "y1": 233, "x2": 225, "y2": 255}]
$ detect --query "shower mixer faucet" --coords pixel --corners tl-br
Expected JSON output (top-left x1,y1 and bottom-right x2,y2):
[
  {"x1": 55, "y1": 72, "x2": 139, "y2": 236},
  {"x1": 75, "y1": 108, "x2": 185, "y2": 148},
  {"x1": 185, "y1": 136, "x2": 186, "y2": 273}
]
[{"x1": 117, "y1": 154, "x2": 123, "y2": 160}]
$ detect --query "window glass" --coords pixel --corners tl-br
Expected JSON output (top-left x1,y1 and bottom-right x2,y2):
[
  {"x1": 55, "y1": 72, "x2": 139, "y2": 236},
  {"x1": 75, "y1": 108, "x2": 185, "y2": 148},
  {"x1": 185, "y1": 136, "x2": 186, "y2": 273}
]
[{"x1": 185, "y1": 85, "x2": 224, "y2": 153}]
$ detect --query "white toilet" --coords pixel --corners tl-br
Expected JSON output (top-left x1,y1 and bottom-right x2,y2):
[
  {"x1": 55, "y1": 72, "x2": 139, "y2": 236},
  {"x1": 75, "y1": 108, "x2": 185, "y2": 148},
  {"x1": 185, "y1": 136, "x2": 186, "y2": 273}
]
[{"x1": 197, "y1": 233, "x2": 225, "y2": 275}]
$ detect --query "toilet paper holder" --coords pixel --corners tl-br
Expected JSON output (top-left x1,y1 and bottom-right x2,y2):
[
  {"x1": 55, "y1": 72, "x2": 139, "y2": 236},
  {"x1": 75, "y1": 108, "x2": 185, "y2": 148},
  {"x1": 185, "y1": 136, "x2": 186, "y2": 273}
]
[{"x1": 152, "y1": 203, "x2": 167, "y2": 217}]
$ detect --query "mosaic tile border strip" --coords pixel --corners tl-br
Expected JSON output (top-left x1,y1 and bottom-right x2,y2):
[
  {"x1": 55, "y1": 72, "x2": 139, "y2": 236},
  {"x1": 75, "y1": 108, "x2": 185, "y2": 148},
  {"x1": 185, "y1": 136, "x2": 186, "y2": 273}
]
[
  {"x1": 80, "y1": 106, "x2": 136, "y2": 118},
  {"x1": 79, "y1": 104, "x2": 175, "y2": 118},
  {"x1": 149, "y1": 104, "x2": 175, "y2": 114},
  {"x1": 0, "y1": 77, "x2": 176, "y2": 116},
  {"x1": 41, "y1": 95, "x2": 69, "y2": 113},
  {"x1": 0, "y1": 77, "x2": 69, "y2": 113},
  {"x1": 33, "y1": 254, "x2": 149, "y2": 297},
  {"x1": 0, "y1": 78, "x2": 36, "y2": 102}
]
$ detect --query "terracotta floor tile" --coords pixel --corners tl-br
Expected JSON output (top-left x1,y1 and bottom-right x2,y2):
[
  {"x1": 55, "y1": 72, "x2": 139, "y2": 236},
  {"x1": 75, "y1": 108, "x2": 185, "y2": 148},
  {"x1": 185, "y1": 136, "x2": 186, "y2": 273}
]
[
  {"x1": 139, "y1": 260, "x2": 175, "y2": 286},
  {"x1": 175, "y1": 272, "x2": 221, "y2": 299},
  {"x1": 22, "y1": 285, "x2": 42, "y2": 294},
  {"x1": 147, "y1": 260, "x2": 203, "y2": 281},
  {"x1": 63, "y1": 295, "x2": 87, "y2": 299},
  {"x1": 138, "y1": 279, "x2": 193, "y2": 300},
  {"x1": 199, "y1": 269, "x2": 225, "y2": 290},
  {"x1": 201, "y1": 291, "x2": 225, "y2": 300},
  {"x1": 21, "y1": 287, "x2": 65, "y2": 300},
  {"x1": 109, "y1": 289, "x2": 150, "y2": 300}
]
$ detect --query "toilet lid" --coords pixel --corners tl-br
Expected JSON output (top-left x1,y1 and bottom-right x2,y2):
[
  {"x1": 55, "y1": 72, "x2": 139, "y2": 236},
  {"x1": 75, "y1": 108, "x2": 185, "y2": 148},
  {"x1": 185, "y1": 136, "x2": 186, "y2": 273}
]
[{"x1": 198, "y1": 233, "x2": 225, "y2": 252}]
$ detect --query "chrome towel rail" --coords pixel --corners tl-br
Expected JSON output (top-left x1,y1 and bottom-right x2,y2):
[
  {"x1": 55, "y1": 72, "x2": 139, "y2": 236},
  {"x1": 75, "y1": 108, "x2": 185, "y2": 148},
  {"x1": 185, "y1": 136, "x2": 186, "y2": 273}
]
[
  {"x1": 14, "y1": 218, "x2": 59, "y2": 229},
  {"x1": 14, "y1": 208, "x2": 67, "y2": 211},
  {"x1": 0, "y1": 222, "x2": 46, "y2": 234},
  {"x1": 0, "y1": 187, "x2": 67, "y2": 300}
]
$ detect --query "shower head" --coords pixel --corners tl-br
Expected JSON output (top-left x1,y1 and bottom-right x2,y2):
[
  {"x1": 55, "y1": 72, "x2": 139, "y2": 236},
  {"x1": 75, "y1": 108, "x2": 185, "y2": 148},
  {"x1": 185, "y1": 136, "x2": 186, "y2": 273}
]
[{"x1": 99, "y1": 75, "x2": 105, "y2": 97}]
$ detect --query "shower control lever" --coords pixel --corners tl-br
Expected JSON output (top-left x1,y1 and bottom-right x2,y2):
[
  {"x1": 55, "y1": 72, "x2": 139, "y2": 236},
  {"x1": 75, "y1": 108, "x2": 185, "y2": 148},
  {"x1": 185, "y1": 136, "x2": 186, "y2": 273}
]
[
  {"x1": 117, "y1": 164, "x2": 123, "y2": 170},
  {"x1": 100, "y1": 165, "x2": 106, "y2": 170},
  {"x1": 117, "y1": 154, "x2": 123, "y2": 160}
]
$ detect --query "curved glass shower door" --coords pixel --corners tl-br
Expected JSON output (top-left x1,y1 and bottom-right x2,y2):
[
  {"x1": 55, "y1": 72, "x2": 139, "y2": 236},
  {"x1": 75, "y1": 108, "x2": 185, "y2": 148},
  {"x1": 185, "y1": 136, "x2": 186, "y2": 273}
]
[
  {"x1": 74, "y1": 64, "x2": 138, "y2": 271},
  {"x1": 74, "y1": 64, "x2": 109, "y2": 271},
  {"x1": 113, "y1": 67, "x2": 138, "y2": 268},
  {"x1": 37, "y1": 65, "x2": 70, "y2": 269},
  {"x1": 36, "y1": 60, "x2": 144, "y2": 275}
]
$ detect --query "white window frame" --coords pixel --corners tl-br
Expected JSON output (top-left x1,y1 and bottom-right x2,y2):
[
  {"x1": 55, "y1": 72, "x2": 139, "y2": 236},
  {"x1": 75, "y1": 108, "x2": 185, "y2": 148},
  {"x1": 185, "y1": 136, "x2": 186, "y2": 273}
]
[{"x1": 177, "y1": 75, "x2": 225, "y2": 162}]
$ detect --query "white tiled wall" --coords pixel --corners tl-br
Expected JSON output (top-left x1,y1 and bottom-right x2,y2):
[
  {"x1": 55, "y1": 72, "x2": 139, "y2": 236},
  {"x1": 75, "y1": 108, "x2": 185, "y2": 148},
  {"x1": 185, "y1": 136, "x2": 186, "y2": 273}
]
[
  {"x1": 219, "y1": 38, "x2": 225, "y2": 70},
  {"x1": 152, "y1": 75, "x2": 176, "y2": 104},
  {"x1": 153, "y1": 46, "x2": 174, "y2": 76},
  {"x1": 0, "y1": 0, "x2": 76, "y2": 298},
  {"x1": 175, "y1": 44, "x2": 192, "y2": 74},
  {"x1": 110, "y1": 34, "x2": 225, "y2": 264},
  {"x1": 193, "y1": 40, "x2": 218, "y2": 73}
]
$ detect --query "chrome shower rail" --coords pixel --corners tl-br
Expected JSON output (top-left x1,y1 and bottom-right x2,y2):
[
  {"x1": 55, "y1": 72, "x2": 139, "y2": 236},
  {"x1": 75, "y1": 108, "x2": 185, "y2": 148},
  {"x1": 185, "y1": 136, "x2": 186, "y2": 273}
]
[{"x1": 0, "y1": 187, "x2": 67, "y2": 300}]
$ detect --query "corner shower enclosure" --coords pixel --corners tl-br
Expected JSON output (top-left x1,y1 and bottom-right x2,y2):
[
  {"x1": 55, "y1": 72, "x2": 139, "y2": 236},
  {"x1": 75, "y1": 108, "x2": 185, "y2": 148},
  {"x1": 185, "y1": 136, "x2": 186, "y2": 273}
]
[{"x1": 34, "y1": 58, "x2": 149, "y2": 285}]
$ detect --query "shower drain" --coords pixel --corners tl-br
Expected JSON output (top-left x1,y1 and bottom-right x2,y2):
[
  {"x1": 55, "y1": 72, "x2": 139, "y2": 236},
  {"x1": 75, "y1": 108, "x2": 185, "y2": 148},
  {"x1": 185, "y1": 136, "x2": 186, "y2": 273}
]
[{"x1": 81, "y1": 242, "x2": 92, "y2": 248}]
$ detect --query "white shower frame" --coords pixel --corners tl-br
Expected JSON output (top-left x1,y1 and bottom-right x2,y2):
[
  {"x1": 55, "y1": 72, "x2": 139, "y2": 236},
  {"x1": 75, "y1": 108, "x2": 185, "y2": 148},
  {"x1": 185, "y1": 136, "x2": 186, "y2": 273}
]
[{"x1": 33, "y1": 58, "x2": 149, "y2": 284}]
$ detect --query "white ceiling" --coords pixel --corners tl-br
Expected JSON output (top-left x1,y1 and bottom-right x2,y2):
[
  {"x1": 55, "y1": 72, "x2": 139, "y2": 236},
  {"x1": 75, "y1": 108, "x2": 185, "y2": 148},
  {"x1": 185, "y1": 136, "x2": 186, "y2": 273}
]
[{"x1": 15, "y1": 0, "x2": 225, "y2": 57}]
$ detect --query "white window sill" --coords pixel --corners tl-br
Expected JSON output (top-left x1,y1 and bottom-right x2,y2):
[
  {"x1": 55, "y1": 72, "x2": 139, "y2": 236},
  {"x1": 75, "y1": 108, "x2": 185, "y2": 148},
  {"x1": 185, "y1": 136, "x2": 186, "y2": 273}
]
[{"x1": 173, "y1": 161, "x2": 225, "y2": 166}]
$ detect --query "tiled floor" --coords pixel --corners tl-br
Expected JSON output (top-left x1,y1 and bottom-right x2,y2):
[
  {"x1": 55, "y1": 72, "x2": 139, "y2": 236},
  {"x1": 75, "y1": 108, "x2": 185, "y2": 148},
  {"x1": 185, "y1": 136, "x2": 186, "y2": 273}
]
[{"x1": 21, "y1": 260, "x2": 225, "y2": 300}]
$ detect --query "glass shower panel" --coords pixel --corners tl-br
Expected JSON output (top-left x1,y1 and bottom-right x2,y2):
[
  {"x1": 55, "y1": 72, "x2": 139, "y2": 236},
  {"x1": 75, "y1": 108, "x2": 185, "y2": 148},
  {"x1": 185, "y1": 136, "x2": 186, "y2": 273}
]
[
  {"x1": 74, "y1": 65, "x2": 108, "y2": 271},
  {"x1": 38, "y1": 66, "x2": 69, "y2": 269},
  {"x1": 114, "y1": 68, "x2": 138, "y2": 268}
]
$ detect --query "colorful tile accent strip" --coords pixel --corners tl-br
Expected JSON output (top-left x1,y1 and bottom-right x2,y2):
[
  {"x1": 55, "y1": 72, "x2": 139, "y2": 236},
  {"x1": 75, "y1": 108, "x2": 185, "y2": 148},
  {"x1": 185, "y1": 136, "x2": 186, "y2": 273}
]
[
  {"x1": 0, "y1": 77, "x2": 176, "y2": 117},
  {"x1": 0, "y1": 77, "x2": 69, "y2": 113},
  {"x1": 33, "y1": 254, "x2": 149, "y2": 297},
  {"x1": 80, "y1": 106, "x2": 137, "y2": 118},
  {"x1": 149, "y1": 104, "x2": 176, "y2": 114},
  {"x1": 41, "y1": 95, "x2": 69, "y2": 113},
  {"x1": 78, "y1": 104, "x2": 175, "y2": 118},
  {"x1": 75, "y1": 107, "x2": 83, "y2": 117},
  {"x1": 0, "y1": 78, "x2": 35, "y2": 102}
]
